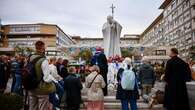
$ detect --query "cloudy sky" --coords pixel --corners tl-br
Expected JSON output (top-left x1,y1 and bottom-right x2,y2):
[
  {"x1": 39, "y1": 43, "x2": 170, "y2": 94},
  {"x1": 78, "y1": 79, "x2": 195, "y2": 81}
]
[{"x1": 0, "y1": 0, "x2": 163, "y2": 38}]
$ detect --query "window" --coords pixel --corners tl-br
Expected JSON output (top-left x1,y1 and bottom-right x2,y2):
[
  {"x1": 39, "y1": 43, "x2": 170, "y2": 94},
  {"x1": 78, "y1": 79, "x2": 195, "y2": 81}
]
[
  {"x1": 171, "y1": 1, "x2": 176, "y2": 10},
  {"x1": 10, "y1": 25, "x2": 40, "y2": 34},
  {"x1": 176, "y1": 0, "x2": 178, "y2": 4}
]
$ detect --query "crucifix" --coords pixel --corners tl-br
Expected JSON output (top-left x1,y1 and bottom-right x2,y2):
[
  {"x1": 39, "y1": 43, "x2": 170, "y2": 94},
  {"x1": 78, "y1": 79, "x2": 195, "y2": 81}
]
[{"x1": 110, "y1": 4, "x2": 116, "y2": 18}]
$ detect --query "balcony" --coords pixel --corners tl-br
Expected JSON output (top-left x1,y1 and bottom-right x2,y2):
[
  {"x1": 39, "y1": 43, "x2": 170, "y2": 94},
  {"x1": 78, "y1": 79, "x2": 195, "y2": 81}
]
[{"x1": 191, "y1": 0, "x2": 195, "y2": 6}]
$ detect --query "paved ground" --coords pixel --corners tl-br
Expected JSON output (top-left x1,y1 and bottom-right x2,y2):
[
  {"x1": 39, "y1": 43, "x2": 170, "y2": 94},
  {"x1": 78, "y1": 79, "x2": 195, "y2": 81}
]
[{"x1": 80, "y1": 96, "x2": 164, "y2": 110}]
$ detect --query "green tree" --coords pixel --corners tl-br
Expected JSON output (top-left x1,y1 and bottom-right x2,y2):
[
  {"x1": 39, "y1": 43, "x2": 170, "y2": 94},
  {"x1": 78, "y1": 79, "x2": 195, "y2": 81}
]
[
  {"x1": 121, "y1": 48, "x2": 133, "y2": 58},
  {"x1": 14, "y1": 46, "x2": 34, "y2": 55},
  {"x1": 76, "y1": 49, "x2": 93, "y2": 64}
]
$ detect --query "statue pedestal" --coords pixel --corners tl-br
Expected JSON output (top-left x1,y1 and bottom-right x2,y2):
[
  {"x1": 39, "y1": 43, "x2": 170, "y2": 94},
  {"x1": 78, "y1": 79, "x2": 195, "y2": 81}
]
[
  {"x1": 107, "y1": 63, "x2": 121, "y2": 96},
  {"x1": 186, "y1": 81, "x2": 195, "y2": 110}
]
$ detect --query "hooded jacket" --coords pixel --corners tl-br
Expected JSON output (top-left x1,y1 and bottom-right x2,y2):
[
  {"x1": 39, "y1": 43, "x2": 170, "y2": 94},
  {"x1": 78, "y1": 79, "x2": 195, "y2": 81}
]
[{"x1": 138, "y1": 63, "x2": 155, "y2": 85}]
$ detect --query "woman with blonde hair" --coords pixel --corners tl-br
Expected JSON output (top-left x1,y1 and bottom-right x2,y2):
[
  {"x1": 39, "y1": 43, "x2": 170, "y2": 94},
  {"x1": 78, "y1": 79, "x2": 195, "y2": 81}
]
[{"x1": 85, "y1": 65, "x2": 106, "y2": 110}]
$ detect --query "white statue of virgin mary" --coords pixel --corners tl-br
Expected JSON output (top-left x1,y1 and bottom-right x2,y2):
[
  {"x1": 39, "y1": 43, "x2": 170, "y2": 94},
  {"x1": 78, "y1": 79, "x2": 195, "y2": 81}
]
[{"x1": 102, "y1": 15, "x2": 122, "y2": 58}]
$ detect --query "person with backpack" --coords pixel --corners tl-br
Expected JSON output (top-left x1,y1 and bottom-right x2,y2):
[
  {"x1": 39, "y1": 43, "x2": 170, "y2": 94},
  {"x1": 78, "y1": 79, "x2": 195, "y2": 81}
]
[
  {"x1": 85, "y1": 65, "x2": 106, "y2": 110},
  {"x1": 24, "y1": 41, "x2": 57, "y2": 110},
  {"x1": 116, "y1": 58, "x2": 138, "y2": 110}
]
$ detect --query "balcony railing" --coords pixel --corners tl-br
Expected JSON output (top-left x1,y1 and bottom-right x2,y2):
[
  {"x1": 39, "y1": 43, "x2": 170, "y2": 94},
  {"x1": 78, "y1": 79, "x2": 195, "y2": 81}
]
[{"x1": 191, "y1": 0, "x2": 195, "y2": 6}]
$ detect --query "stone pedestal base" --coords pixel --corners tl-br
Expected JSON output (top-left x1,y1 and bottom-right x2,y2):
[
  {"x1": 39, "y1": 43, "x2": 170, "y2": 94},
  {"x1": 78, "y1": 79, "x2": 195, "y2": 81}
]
[{"x1": 186, "y1": 81, "x2": 195, "y2": 110}]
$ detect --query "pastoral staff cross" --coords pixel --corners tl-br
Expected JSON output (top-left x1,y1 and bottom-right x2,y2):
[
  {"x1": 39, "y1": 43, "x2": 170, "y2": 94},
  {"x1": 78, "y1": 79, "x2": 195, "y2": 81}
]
[{"x1": 110, "y1": 4, "x2": 116, "y2": 18}]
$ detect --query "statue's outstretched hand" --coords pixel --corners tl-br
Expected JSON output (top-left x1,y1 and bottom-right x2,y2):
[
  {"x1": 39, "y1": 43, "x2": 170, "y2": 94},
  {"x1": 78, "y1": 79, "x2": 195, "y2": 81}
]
[{"x1": 111, "y1": 23, "x2": 115, "y2": 28}]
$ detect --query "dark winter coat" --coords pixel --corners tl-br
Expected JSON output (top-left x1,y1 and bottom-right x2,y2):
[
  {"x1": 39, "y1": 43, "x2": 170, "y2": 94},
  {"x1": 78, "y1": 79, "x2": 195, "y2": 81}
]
[
  {"x1": 164, "y1": 56, "x2": 191, "y2": 110},
  {"x1": 64, "y1": 74, "x2": 83, "y2": 105},
  {"x1": 59, "y1": 65, "x2": 68, "y2": 79},
  {"x1": 91, "y1": 52, "x2": 108, "y2": 70},
  {"x1": 56, "y1": 63, "x2": 62, "y2": 76},
  {"x1": 116, "y1": 68, "x2": 139, "y2": 100},
  {"x1": 138, "y1": 63, "x2": 155, "y2": 85},
  {"x1": 0, "y1": 61, "x2": 7, "y2": 90}
]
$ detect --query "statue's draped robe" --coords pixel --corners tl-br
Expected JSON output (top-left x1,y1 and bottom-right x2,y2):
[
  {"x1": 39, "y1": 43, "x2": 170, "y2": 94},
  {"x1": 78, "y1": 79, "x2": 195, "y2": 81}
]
[{"x1": 102, "y1": 21, "x2": 122, "y2": 58}]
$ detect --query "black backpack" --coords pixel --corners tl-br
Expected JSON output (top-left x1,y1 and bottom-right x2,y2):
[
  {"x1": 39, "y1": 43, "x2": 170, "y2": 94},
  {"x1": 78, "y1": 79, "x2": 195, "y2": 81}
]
[{"x1": 22, "y1": 55, "x2": 45, "y2": 90}]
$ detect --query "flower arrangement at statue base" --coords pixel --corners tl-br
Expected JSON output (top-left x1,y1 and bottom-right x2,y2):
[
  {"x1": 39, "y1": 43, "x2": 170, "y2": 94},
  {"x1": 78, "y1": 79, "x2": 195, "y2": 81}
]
[{"x1": 107, "y1": 55, "x2": 124, "y2": 63}]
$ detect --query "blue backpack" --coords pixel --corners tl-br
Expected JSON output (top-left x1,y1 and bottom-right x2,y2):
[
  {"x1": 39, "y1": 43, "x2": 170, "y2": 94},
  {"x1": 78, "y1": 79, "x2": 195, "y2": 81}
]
[
  {"x1": 121, "y1": 69, "x2": 136, "y2": 90},
  {"x1": 22, "y1": 55, "x2": 45, "y2": 90}
]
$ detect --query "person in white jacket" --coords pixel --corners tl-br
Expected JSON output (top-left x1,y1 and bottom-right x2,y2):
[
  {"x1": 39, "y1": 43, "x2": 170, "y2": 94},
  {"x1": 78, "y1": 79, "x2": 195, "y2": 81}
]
[
  {"x1": 85, "y1": 65, "x2": 106, "y2": 110},
  {"x1": 48, "y1": 57, "x2": 63, "y2": 110},
  {"x1": 49, "y1": 57, "x2": 62, "y2": 81}
]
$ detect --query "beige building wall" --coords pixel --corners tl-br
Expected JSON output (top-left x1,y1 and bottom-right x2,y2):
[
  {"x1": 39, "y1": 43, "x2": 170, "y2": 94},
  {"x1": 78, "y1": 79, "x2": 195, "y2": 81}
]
[
  {"x1": 71, "y1": 35, "x2": 140, "y2": 48},
  {"x1": 2, "y1": 24, "x2": 57, "y2": 48},
  {"x1": 0, "y1": 24, "x2": 75, "y2": 51},
  {"x1": 40, "y1": 25, "x2": 57, "y2": 35}
]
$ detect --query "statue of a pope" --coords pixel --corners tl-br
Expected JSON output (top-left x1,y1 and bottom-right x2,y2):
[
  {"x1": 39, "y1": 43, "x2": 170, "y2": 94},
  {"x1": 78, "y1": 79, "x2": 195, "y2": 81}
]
[{"x1": 102, "y1": 15, "x2": 122, "y2": 58}]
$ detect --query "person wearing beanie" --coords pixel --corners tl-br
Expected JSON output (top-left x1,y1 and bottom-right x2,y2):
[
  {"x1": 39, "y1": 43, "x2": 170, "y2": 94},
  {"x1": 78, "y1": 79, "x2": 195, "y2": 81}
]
[{"x1": 91, "y1": 47, "x2": 108, "y2": 96}]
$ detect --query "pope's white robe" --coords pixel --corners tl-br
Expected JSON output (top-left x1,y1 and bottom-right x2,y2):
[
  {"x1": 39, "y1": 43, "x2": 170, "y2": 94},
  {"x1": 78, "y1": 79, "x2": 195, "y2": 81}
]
[{"x1": 102, "y1": 20, "x2": 122, "y2": 58}]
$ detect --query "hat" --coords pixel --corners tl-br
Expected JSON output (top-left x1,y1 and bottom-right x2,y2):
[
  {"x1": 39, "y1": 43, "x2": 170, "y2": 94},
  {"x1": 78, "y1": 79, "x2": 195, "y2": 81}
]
[{"x1": 96, "y1": 47, "x2": 103, "y2": 52}]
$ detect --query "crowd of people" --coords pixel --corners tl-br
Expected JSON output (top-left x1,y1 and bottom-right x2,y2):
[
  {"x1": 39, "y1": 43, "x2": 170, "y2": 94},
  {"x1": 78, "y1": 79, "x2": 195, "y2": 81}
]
[
  {"x1": 0, "y1": 54, "x2": 12, "y2": 94},
  {"x1": 0, "y1": 40, "x2": 195, "y2": 110},
  {"x1": 0, "y1": 41, "x2": 107, "y2": 110}
]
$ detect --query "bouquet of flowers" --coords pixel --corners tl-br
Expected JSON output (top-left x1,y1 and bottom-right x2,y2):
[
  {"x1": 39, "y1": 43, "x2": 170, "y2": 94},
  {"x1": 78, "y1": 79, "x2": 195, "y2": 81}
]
[{"x1": 107, "y1": 55, "x2": 124, "y2": 63}]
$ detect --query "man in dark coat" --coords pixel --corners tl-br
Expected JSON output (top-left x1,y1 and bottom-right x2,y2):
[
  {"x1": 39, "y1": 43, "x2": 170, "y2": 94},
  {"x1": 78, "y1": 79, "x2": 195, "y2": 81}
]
[
  {"x1": 138, "y1": 61, "x2": 155, "y2": 96},
  {"x1": 164, "y1": 48, "x2": 191, "y2": 110},
  {"x1": 91, "y1": 47, "x2": 108, "y2": 96},
  {"x1": 0, "y1": 56, "x2": 7, "y2": 93},
  {"x1": 64, "y1": 66, "x2": 83, "y2": 110}
]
